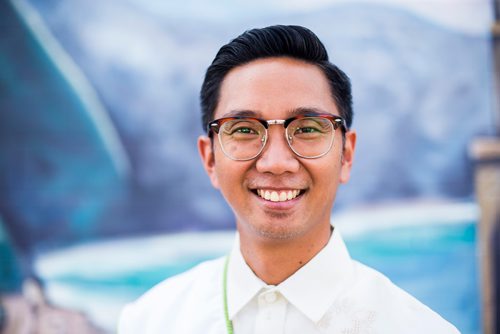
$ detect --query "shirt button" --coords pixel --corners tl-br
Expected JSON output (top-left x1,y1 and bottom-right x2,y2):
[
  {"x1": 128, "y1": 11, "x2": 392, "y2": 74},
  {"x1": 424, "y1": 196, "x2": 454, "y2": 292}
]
[{"x1": 264, "y1": 292, "x2": 277, "y2": 303}]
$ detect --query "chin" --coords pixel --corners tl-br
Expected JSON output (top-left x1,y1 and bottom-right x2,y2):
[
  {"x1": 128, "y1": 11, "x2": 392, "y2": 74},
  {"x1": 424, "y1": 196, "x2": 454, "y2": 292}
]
[{"x1": 251, "y1": 222, "x2": 306, "y2": 241}]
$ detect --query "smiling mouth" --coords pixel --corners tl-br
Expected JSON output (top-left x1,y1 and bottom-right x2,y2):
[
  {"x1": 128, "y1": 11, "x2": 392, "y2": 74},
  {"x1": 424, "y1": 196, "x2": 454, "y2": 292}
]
[{"x1": 255, "y1": 189, "x2": 304, "y2": 202}]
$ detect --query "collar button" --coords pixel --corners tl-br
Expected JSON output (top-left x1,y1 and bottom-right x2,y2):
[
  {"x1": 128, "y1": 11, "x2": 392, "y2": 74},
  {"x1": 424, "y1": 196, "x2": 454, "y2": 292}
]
[{"x1": 264, "y1": 291, "x2": 277, "y2": 303}]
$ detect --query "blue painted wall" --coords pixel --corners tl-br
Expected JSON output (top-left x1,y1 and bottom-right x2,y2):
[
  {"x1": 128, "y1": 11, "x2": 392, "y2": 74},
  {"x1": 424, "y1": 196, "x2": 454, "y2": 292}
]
[{"x1": 0, "y1": 0, "x2": 493, "y2": 281}]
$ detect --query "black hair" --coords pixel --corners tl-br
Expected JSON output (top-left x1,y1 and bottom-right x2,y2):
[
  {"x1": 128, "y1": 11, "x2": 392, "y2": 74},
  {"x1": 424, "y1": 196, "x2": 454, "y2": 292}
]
[{"x1": 200, "y1": 25, "x2": 353, "y2": 132}]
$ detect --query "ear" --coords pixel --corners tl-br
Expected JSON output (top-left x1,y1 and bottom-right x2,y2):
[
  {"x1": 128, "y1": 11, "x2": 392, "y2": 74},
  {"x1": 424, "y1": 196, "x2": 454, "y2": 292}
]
[
  {"x1": 198, "y1": 135, "x2": 220, "y2": 189},
  {"x1": 340, "y1": 130, "x2": 356, "y2": 184}
]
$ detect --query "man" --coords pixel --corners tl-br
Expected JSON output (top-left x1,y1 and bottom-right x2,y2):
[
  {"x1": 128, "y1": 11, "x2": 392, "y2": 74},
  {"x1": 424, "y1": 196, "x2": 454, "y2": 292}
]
[{"x1": 119, "y1": 25, "x2": 460, "y2": 333}]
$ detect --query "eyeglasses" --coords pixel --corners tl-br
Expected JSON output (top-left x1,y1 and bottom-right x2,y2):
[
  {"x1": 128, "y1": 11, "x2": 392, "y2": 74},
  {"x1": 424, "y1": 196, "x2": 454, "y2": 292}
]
[{"x1": 207, "y1": 114, "x2": 346, "y2": 161}]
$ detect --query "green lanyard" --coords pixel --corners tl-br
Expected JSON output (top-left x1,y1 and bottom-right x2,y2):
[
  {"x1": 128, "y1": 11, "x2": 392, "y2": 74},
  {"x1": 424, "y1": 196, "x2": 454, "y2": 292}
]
[{"x1": 223, "y1": 255, "x2": 234, "y2": 334}]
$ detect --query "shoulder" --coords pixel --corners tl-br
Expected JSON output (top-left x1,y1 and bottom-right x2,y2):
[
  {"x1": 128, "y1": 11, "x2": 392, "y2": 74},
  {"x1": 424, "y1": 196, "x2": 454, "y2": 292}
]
[
  {"x1": 118, "y1": 257, "x2": 225, "y2": 334},
  {"x1": 133, "y1": 256, "x2": 224, "y2": 306},
  {"x1": 345, "y1": 260, "x2": 460, "y2": 333}
]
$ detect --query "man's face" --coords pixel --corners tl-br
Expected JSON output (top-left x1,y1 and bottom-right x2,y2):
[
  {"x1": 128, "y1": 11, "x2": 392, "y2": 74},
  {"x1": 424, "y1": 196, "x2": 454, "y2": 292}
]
[{"x1": 198, "y1": 57, "x2": 356, "y2": 243}]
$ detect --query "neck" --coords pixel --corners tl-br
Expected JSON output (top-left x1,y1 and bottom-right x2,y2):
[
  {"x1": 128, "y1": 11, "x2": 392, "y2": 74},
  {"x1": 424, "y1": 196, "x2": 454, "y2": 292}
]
[{"x1": 238, "y1": 224, "x2": 332, "y2": 285}]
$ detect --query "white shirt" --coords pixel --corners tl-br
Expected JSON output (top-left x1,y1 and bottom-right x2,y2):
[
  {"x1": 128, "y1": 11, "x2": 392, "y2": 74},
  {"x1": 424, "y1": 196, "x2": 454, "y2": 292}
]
[{"x1": 118, "y1": 229, "x2": 460, "y2": 334}]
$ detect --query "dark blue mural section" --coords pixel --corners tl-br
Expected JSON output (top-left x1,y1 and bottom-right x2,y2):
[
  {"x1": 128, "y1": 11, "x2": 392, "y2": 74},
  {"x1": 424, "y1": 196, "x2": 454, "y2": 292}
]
[
  {"x1": 0, "y1": 0, "x2": 493, "y2": 287},
  {"x1": 0, "y1": 0, "x2": 126, "y2": 259}
]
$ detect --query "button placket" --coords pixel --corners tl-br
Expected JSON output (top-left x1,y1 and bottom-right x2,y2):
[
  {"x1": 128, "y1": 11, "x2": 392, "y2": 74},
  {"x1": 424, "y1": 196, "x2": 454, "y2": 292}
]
[{"x1": 255, "y1": 289, "x2": 287, "y2": 334}]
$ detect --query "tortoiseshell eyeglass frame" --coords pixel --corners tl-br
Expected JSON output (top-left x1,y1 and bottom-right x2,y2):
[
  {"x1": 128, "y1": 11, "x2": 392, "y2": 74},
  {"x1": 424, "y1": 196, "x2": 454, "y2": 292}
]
[
  {"x1": 205, "y1": 113, "x2": 348, "y2": 160},
  {"x1": 207, "y1": 113, "x2": 347, "y2": 135}
]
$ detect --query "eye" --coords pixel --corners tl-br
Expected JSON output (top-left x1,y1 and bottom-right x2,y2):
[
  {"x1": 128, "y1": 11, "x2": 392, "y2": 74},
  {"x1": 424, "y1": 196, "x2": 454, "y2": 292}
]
[
  {"x1": 294, "y1": 126, "x2": 320, "y2": 134},
  {"x1": 222, "y1": 120, "x2": 262, "y2": 138},
  {"x1": 232, "y1": 126, "x2": 257, "y2": 135},
  {"x1": 290, "y1": 118, "x2": 330, "y2": 138}
]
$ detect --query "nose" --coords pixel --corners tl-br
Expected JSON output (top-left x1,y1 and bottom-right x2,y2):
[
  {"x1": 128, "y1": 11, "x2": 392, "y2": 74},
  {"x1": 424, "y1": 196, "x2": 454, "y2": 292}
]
[{"x1": 255, "y1": 126, "x2": 300, "y2": 175}]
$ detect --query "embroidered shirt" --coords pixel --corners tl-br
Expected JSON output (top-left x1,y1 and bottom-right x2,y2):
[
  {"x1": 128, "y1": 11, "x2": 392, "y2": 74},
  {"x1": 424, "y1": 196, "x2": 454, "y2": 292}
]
[{"x1": 118, "y1": 229, "x2": 460, "y2": 334}]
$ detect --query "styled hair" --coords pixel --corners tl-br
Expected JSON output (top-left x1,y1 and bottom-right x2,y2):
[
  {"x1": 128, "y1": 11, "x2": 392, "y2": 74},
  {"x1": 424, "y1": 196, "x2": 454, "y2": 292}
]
[{"x1": 200, "y1": 25, "x2": 353, "y2": 132}]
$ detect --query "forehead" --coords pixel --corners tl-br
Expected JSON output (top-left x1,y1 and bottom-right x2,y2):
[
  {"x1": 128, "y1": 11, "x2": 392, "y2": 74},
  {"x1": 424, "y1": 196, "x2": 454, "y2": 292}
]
[{"x1": 215, "y1": 57, "x2": 338, "y2": 119}]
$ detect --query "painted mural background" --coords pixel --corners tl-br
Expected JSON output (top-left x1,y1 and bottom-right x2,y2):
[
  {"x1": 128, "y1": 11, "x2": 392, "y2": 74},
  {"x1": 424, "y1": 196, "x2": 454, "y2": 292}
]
[{"x1": 0, "y1": 0, "x2": 493, "y2": 332}]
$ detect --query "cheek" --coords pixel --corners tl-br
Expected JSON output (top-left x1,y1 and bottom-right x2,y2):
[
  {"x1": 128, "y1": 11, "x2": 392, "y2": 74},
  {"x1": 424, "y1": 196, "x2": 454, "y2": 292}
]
[
  {"x1": 309, "y1": 158, "x2": 342, "y2": 195},
  {"x1": 214, "y1": 157, "x2": 249, "y2": 199}
]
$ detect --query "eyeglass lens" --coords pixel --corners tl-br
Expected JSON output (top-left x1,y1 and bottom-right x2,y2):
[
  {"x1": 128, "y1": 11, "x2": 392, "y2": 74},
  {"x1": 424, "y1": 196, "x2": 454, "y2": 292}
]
[{"x1": 218, "y1": 117, "x2": 335, "y2": 160}]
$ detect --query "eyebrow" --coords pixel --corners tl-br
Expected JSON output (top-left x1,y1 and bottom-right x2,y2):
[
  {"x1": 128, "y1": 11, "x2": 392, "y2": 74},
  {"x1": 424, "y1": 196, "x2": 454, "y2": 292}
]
[
  {"x1": 221, "y1": 107, "x2": 334, "y2": 119},
  {"x1": 222, "y1": 109, "x2": 259, "y2": 118},
  {"x1": 289, "y1": 107, "x2": 334, "y2": 117}
]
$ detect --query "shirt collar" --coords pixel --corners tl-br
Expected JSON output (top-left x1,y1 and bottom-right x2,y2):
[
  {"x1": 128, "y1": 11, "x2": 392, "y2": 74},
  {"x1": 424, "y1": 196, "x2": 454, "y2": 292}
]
[
  {"x1": 227, "y1": 235, "x2": 266, "y2": 319},
  {"x1": 226, "y1": 228, "x2": 354, "y2": 323},
  {"x1": 279, "y1": 229, "x2": 354, "y2": 323}
]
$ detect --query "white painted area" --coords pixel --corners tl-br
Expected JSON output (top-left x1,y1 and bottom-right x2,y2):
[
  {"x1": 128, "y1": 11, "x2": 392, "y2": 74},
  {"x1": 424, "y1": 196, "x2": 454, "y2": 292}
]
[
  {"x1": 332, "y1": 200, "x2": 479, "y2": 237},
  {"x1": 127, "y1": 0, "x2": 493, "y2": 34},
  {"x1": 283, "y1": 0, "x2": 493, "y2": 34},
  {"x1": 34, "y1": 231, "x2": 235, "y2": 280}
]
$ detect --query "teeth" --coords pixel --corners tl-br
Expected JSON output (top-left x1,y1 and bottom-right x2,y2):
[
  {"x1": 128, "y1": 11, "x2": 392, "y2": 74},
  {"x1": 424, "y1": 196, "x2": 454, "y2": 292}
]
[
  {"x1": 271, "y1": 192, "x2": 279, "y2": 202},
  {"x1": 265, "y1": 190, "x2": 271, "y2": 201},
  {"x1": 279, "y1": 192, "x2": 287, "y2": 201},
  {"x1": 256, "y1": 189, "x2": 302, "y2": 202}
]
